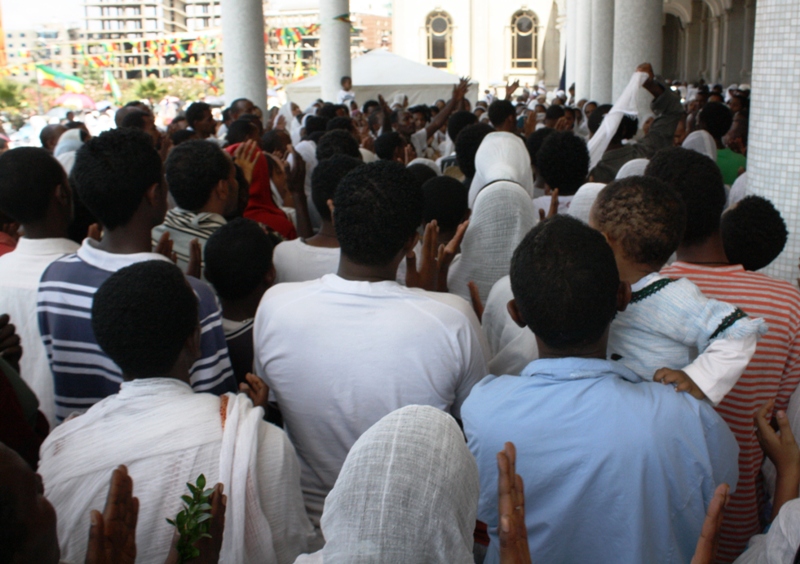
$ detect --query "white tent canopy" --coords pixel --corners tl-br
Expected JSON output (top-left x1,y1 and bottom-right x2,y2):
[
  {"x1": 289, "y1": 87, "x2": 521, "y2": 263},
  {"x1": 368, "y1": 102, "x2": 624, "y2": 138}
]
[{"x1": 284, "y1": 49, "x2": 476, "y2": 110}]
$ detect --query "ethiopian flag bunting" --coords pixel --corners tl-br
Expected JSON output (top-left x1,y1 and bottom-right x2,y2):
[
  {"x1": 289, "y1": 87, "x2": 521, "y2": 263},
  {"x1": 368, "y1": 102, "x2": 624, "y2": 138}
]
[
  {"x1": 36, "y1": 64, "x2": 84, "y2": 93},
  {"x1": 103, "y1": 70, "x2": 121, "y2": 102}
]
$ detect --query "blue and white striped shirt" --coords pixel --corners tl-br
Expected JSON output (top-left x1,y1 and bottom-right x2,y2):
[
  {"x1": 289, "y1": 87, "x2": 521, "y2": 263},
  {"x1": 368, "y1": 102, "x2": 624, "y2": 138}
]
[{"x1": 37, "y1": 239, "x2": 237, "y2": 422}]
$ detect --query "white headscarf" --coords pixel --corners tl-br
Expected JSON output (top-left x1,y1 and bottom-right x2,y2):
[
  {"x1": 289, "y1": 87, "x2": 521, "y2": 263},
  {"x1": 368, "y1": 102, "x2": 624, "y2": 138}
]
[
  {"x1": 587, "y1": 71, "x2": 649, "y2": 170},
  {"x1": 449, "y1": 181, "x2": 538, "y2": 303},
  {"x1": 54, "y1": 129, "x2": 85, "y2": 175},
  {"x1": 728, "y1": 172, "x2": 748, "y2": 208},
  {"x1": 468, "y1": 132, "x2": 534, "y2": 208},
  {"x1": 307, "y1": 405, "x2": 478, "y2": 564},
  {"x1": 682, "y1": 130, "x2": 718, "y2": 161},
  {"x1": 615, "y1": 158, "x2": 649, "y2": 179},
  {"x1": 566, "y1": 182, "x2": 607, "y2": 224},
  {"x1": 275, "y1": 102, "x2": 303, "y2": 146},
  {"x1": 407, "y1": 157, "x2": 441, "y2": 175}
]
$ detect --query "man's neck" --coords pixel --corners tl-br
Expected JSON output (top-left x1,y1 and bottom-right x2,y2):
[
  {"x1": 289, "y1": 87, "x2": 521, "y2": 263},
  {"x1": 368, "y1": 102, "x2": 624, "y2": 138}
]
[
  {"x1": 197, "y1": 201, "x2": 226, "y2": 217},
  {"x1": 616, "y1": 259, "x2": 657, "y2": 287},
  {"x1": 675, "y1": 232, "x2": 729, "y2": 265},
  {"x1": 536, "y1": 338, "x2": 608, "y2": 360},
  {"x1": 97, "y1": 223, "x2": 155, "y2": 255},
  {"x1": 337, "y1": 255, "x2": 400, "y2": 283},
  {"x1": 220, "y1": 293, "x2": 263, "y2": 322},
  {"x1": 305, "y1": 221, "x2": 339, "y2": 248},
  {"x1": 20, "y1": 219, "x2": 69, "y2": 240}
]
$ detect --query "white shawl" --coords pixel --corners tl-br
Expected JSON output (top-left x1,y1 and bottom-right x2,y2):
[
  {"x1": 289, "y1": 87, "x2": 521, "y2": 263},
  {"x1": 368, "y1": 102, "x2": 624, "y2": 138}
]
[
  {"x1": 468, "y1": 132, "x2": 535, "y2": 208},
  {"x1": 682, "y1": 130, "x2": 718, "y2": 161},
  {"x1": 566, "y1": 182, "x2": 607, "y2": 224},
  {"x1": 587, "y1": 72, "x2": 649, "y2": 170},
  {"x1": 448, "y1": 181, "x2": 538, "y2": 303},
  {"x1": 615, "y1": 158, "x2": 650, "y2": 179},
  {"x1": 296, "y1": 405, "x2": 478, "y2": 564}
]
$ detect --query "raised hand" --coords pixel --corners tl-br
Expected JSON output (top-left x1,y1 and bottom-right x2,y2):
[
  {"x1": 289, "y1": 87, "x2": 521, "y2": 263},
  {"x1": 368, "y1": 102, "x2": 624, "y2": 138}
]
[
  {"x1": 85, "y1": 465, "x2": 139, "y2": 564},
  {"x1": 538, "y1": 188, "x2": 560, "y2": 222},
  {"x1": 436, "y1": 219, "x2": 469, "y2": 292},
  {"x1": 505, "y1": 80, "x2": 520, "y2": 100},
  {"x1": 554, "y1": 117, "x2": 571, "y2": 132},
  {"x1": 755, "y1": 398, "x2": 800, "y2": 519},
  {"x1": 233, "y1": 140, "x2": 261, "y2": 185},
  {"x1": 240, "y1": 372, "x2": 270, "y2": 411},
  {"x1": 285, "y1": 145, "x2": 306, "y2": 196},
  {"x1": 497, "y1": 442, "x2": 531, "y2": 564},
  {"x1": 468, "y1": 281, "x2": 484, "y2": 322},
  {"x1": 690, "y1": 483, "x2": 729, "y2": 564},
  {"x1": 0, "y1": 313, "x2": 22, "y2": 373},
  {"x1": 405, "y1": 221, "x2": 439, "y2": 291},
  {"x1": 636, "y1": 62, "x2": 655, "y2": 81},
  {"x1": 453, "y1": 77, "x2": 471, "y2": 101},
  {"x1": 153, "y1": 231, "x2": 177, "y2": 264},
  {"x1": 185, "y1": 239, "x2": 202, "y2": 279},
  {"x1": 653, "y1": 368, "x2": 706, "y2": 400}
]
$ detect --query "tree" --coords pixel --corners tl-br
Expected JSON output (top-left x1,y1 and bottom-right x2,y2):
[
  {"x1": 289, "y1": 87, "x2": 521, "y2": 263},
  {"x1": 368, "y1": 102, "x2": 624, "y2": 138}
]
[
  {"x1": 0, "y1": 80, "x2": 21, "y2": 109},
  {"x1": 134, "y1": 78, "x2": 167, "y2": 104}
]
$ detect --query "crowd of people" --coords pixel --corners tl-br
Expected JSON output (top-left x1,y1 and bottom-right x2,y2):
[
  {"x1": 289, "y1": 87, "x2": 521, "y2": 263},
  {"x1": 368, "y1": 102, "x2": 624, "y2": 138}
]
[{"x1": 0, "y1": 60, "x2": 798, "y2": 564}]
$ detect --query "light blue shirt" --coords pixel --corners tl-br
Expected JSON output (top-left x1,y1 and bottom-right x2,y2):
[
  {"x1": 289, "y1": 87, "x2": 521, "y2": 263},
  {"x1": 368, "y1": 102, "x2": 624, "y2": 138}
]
[{"x1": 463, "y1": 357, "x2": 739, "y2": 564}]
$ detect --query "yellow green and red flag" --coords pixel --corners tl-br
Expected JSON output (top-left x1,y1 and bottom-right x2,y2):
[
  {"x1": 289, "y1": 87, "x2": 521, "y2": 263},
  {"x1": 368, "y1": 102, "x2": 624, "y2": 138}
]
[{"x1": 36, "y1": 64, "x2": 85, "y2": 93}]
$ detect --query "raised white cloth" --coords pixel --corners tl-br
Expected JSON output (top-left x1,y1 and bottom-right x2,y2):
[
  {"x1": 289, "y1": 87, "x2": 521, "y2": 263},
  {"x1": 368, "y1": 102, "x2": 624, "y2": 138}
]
[{"x1": 468, "y1": 132, "x2": 534, "y2": 208}]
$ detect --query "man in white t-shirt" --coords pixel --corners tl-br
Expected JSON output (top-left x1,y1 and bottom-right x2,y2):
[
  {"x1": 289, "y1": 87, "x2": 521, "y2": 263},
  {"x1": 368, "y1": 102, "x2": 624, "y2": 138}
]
[
  {"x1": 254, "y1": 161, "x2": 489, "y2": 538},
  {"x1": 273, "y1": 155, "x2": 362, "y2": 283}
]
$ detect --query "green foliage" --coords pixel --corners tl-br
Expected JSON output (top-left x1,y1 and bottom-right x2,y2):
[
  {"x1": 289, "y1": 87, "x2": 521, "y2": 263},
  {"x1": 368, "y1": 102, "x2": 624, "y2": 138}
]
[
  {"x1": 166, "y1": 474, "x2": 215, "y2": 562},
  {"x1": 0, "y1": 80, "x2": 21, "y2": 109},
  {"x1": 135, "y1": 78, "x2": 167, "y2": 102}
]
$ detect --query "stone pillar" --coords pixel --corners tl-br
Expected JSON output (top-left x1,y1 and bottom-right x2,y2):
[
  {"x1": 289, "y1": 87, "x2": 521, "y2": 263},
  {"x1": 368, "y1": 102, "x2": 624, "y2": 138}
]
[
  {"x1": 320, "y1": 0, "x2": 352, "y2": 102},
  {"x1": 709, "y1": 15, "x2": 721, "y2": 83},
  {"x1": 589, "y1": 0, "x2": 614, "y2": 102},
  {"x1": 740, "y1": 0, "x2": 755, "y2": 82},
  {"x1": 221, "y1": 0, "x2": 267, "y2": 118},
  {"x1": 612, "y1": 0, "x2": 662, "y2": 99},
  {"x1": 747, "y1": 0, "x2": 800, "y2": 282},
  {"x1": 575, "y1": 0, "x2": 592, "y2": 99},
  {"x1": 566, "y1": 0, "x2": 578, "y2": 93}
]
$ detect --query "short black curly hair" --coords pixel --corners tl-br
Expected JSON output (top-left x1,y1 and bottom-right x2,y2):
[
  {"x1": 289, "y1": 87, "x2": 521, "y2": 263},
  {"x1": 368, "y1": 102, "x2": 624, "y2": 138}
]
[
  {"x1": 311, "y1": 154, "x2": 363, "y2": 221},
  {"x1": 488, "y1": 100, "x2": 516, "y2": 128},
  {"x1": 71, "y1": 128, "x2": 162, "y2": 230},
  {"x1": 447, "y1": 110, "x2": 478, "y2": 143},
  {"x1": 525, "y1": 127, "x2": 555, "y2": 169},
  {"x1": 333, "y1": 160, "x2": 423, "y2": 266},
  {"x1": 645, "y1": 147, "x2": 726, "y2": 246},
  {"x1": 536, "y1": 131, "x2": 589, "y2": 195},
  {"x1": 204, "y1": 218, "x2": 274, "y2": 300},
  {"x1": 304, "y1": 115, "x2": 328, "y2": 136},
  {"x1": 591, "y1": 176, "x2": 686, "y2": 270},
  {"x1": 722, "y1": 195, "x2": 788, "y2": 271},
  {"x1": 185, "y1": 101, "x2": 211, "y2": 128},
  {"x1": 422, "y1": 176, "x2": 468, "y2": 232},
  {"x1": 326, "y1": 116, "x2": 356, "y2": 133},
  {"x1": 165, "y1": 140, "x2": 232, "y2": 211},
  {"x1": 374, "y1": 132, "x2": 404, "y2": 161},
  {"x1": 699, "y1": 102, "x2": 733, "y2": 139},
  {"x1": 510, "y1": 214, "x2": 619, "y2": 349},
  {"x1": 92, "y1": 260, "x2": 198, "y2": 379},
  {"x1": 455, "y1": 123, "x2": 494, "y2": 180},
  {"x1": 316, "y1": 129, "x2": 361, "y2": 161},
  {"x1": 587, "y1": 104, "x2": 612, "y2": 134},
  {"x1": 0, "y1": 147, "x2": 65, "y2": 224}
]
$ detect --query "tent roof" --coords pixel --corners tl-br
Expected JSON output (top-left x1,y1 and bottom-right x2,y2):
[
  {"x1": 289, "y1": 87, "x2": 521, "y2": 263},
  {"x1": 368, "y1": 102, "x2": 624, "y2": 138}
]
[{"x1": 287, "y1": 50, "x2": 460, "y2": 90}]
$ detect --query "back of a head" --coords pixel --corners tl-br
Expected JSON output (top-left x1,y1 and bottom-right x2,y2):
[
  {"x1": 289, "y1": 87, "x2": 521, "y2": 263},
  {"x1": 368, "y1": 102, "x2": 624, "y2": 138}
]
[
  {"x1": 204, "y1": 218, "x2": 275, "y2": 301},
  {"x1": 71, "y1": 128, "x2": 162, "y2": 230},
  {"x1": 165, "y1": 140, "x2": 231, "y2": 212},
  {"x1": 536, "y1": 131, "x2": 589, "y2": 195},
  {"x1": 0, "y1": 147, "x2": 65, "y2": 225},
  {"x1": 261, "y1": 129, "x2": 290, "y2": 154},
  {"x1": 185, "y1": 102, "x2": 211, "y2": 128},
  {"x1": 318, "y1": 103, "x2": 339, "y2": 121},
  {"x1": 456, "y1": 123, "x2": 494, "y2": 180},
  {"x1": 587, "y1": 104, "x2": 612, "y2": 134},
  {"x1": 326, "y1": 116, "x2": 355, "y2": 133},
  {"x1": 226, "y1": 119, "x2": 258, "y2": 145},
  {"x1": 120, "y1": 109, "x2": 149, "y2": 130},
  {"x1": 447, "y1": 110, "x2": 478, "y2": 144},
  {"x1": 374, "y1": 132, "x2": 403, "y2": 161},
  {"x1": 407, "y1": 163, "x2": 438, "y2": 186},
  {"x1": 510, "y1": 215, "x2": 619, "y2": 349},
  {"x1": 488, "y1": 100, "x2": 515, "y2": 128},
  {"x1": 645, "y1": 147, "x2": 726, "y2": 246},
  {"x1": 526, "y1": 127, "x2": 555, "y2": 168},
  {"x1": 545, "y1": 105, "x2": 565, "y2": 122},
  {"x1": 316, "y1": 129, "x2": 361, "y2": 161},
  {"x1": 334, "y1": 160, "x2": 423, "y2": 266},
  {"x1": 611, "y1": 115, "x2": 639, "y2": 144},
  {"x1": 699, "y1": 102, "x2": 733, "y2": 140},
  {"x1": 39, "y1": 124, "x2": 65, "y2": 149},
  {"x1": 721, "y1": 195, "x2": 788, "y2": 271},
  {"x1": 311, "y1": 154, "x2": 363, "y2": 221},
  {"x1": 362, "y1": 100, "x2": 379, "y2": 115},
  {"x1": 229, "y1": 98, "x2": 253, "y2": 119},
  {"x1": 591, "y1": 176, "x2": 686, "y2": 270},
  {"x1": 170, "y1": 128, "x2": 198, "y2": 147},
  {"x1": 304, "y1": 115, "x2": 328, "y2": 137},
  {"x1": 422, "y1": 176, "x2": 468, "y2": 232},
  {"x1": 92, "y1": 260, "x2": 198, "y2": 379}
]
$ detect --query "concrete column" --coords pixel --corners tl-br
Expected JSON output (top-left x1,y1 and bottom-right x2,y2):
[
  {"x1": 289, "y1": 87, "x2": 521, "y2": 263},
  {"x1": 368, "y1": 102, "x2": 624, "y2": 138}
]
[
  {"x1": 557, "y1": 13, "x2": 568, "y2": 86},
  {"x1": 747, "y1": 0, "x2": 800, "y2": 282},
  {"x1": 740, "y1": 0, "x2": 755, "y2": 82},
  {"x1": 709, "y1": 16, "x2": 721, "y2": 83},
  {"x1": 611, "y1": 0, "x2": 662, "y2": 99},
  {"x1": 589, "y1": 0, "x2": 614, "y2": 102},
  {"x1": 320, "y1": 0, "x2": 351, "y2": 102},
  {"x1": 221, "y1": 0, "x2": 267, "y2": 117},
  {"x1": 720, "y1": 11, "x2": 730, "y2": 84},
  {"x1": 575, "y1": 0, "x2": 592, "y2": 100},
  {"x1": 566, "y1": 0, "x2": 578, "y2": 92}
]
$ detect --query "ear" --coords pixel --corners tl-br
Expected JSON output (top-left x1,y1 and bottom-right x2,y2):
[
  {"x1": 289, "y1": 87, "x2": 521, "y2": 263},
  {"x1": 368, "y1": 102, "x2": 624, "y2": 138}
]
[
  {"x1": 54, "y1": 182, "x2": 71, "y2": 207},
  {"x1": 186, "y1": 325, "x2": 201, "y2": 362},
  {"x1": 327, "y1": 199, "x2": 335, "y2": 222},
  {"x1": 507, "y1": 299, "x2": 527, "y2": 328},
  {"x1": 264, "y1": 264, "x2": 276, "y2": 288},
  {"x1": 617, "y1": 280, "x2": 632, "y2": 313},
  {"x1": 544, "y1": 183, "x2": 552, "y2": 195},
  {"x1": 144, "y1": 182, "x2": 162, "y2": 207},
  {"x1": 214, "y1": 178, "x2": 229, "y2": 202}
]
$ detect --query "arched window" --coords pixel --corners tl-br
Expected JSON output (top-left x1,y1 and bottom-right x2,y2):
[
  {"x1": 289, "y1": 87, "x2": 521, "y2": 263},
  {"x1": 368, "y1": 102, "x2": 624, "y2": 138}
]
[
  {"x1": 511, "y1": 10, "x2": 538, "y2": 69},
  {"x1": 426, "y1": 10, "x2": 452, "y2": 69}
]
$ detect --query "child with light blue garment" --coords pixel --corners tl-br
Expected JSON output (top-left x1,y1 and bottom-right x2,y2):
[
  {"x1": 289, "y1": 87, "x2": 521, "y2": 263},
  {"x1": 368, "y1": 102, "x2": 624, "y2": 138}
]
[{"x1": 590, "y1": 175, "x2": 765, "y2": 405}]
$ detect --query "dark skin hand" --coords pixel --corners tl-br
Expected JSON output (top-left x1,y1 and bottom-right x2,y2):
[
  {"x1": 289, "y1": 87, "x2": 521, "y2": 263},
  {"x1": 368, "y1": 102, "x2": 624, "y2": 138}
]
[
  {"x1": 0, "y1": 314, "x2": 22, "y2": 373},
  {"x1": 497, "y1": 442, "x2": 531, "y2": 564},
  {"x1": 85, "y1": 465, "x2": 139, "y2": 564}
]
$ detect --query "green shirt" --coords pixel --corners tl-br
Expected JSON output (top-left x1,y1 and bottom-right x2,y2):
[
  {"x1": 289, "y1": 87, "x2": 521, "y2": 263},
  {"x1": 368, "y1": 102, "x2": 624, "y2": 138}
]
[{"x1": 717, "y1": 148, "x2": 746, "y2": 186}]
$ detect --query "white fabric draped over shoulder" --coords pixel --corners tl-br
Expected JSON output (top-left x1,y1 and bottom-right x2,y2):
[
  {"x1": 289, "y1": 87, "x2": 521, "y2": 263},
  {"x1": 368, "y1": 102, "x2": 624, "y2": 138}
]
[
  {"x1": 682, "y1": 130, "x2": 718, "y2": 161},
  {"x1": 448, "y1": 181, "x2": 538, "y2": 303},
  {"x1": 566, "y1": 182, "x2": 607, "y2": 224},
  {"x1": 615, "y1": 158, "x2": 649, "y2": 179},
  {"x1": 728, "y1": 172, "x2": 748, "y2": 208},
  {"x1": 468, "y1": 132, "x2": 534, "y2": 208},
  {"x1": 587, "y1": 72, "x2": 649, "y2": 170},
  {"x1": 408, "y1": 157, "x2": 441, "y2": 175},
  {"x1": 294, "y1": 405, "x2": 479, "y2": 564}
]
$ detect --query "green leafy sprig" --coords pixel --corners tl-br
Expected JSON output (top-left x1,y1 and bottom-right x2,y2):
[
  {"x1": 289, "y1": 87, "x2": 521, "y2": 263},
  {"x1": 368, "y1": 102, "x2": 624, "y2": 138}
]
[{"x1": 166, "y1": 474, "x2": 215, "y2": 562}]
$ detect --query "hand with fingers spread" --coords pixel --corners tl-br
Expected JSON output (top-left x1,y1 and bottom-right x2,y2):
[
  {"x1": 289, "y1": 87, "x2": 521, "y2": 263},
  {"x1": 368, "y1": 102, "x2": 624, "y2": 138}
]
[
  {"x1": 755, "y1": 399, "x2": 800, "y2": 519},
  {"x1": 233, "y1": 140, "x2": 261, "y2": 185},
  {"x1": 240, "y1": 372, "x2": 270, "y2": 411},
  {"x1": 497, "y1": 442, "x2": 531, "y2": 564},
  {"x1": 0, "y1": 313, "x2": 22, "y2": 373},
  {"x1": 153, "y1": 231, "x2": 177, "y2": 264},
  {"x1": 505, "y1": 80, "x2": 520, "y2": 101},
  {"x1": 185, "y1": 239, "x2": 202, "y2": 279},
  {"x1": 436, "y1": 219, "x2": 469, "y2": 292},
  {"x1": 454, "y1": 77, "x2": 471, "y2": 102},
  {"x1": 653, "y1": 368, "x2": 706, "y2": 401},
  {"x1": 164, "y1": 483, "x2": 226, "y2": 564},
  {"x1": 85, "y1": 465, "x2": 139, "y2": 564},
  {"x1": 468, "y1": 281, "x2": 484, "y2": 322},
  {"x1": 285, "y1": 145, "x2": 306, "y2": 196},
  {"x1": 690, "y1": 483, "x2": 729, "y2": 564},
  {"x1": 403, "y1": 144, "x2": 415, "y2": 165},
  {"x1": 538, "y1": 189, "x2": 559, "y2": 222},
  {"x1": 554, "y1": 117, "x2": 571, "y2": 132},
  {"x1": 406, "y1": 221, "x2": 440, "y2": 291}
]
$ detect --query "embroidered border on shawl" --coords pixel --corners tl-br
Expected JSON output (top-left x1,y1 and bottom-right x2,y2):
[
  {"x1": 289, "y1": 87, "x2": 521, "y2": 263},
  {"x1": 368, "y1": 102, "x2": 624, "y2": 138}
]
[
  {"x1": 630, "y1": 278, "x2": 676, "y2": 304},
  {"x1": 710, "y1": 308, "x2": 748, "y2": 340}
]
